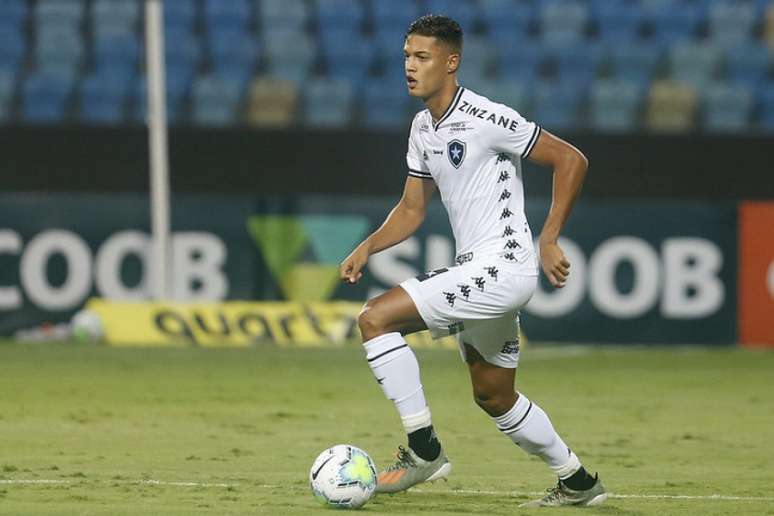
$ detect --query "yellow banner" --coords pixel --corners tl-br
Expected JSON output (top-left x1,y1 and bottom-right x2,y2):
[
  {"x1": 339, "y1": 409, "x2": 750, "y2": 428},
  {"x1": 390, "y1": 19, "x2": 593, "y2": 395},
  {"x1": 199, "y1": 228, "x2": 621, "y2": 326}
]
[{"x1": 85, "y1": 298, "x2": 458, "y2": 349}]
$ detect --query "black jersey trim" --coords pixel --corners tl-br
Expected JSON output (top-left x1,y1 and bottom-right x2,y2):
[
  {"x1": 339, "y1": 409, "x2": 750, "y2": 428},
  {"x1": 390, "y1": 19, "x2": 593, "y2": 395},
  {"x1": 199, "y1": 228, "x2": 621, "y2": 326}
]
[
  {"x1": 522, "y1": 125, "x2": 541, "y2": 159},
  {"x1": 408, "y1": 169, "x2": 433, "y2": 179},
  {"x1": 433, "y1": 86, "x2": 465, "y2": 131}
]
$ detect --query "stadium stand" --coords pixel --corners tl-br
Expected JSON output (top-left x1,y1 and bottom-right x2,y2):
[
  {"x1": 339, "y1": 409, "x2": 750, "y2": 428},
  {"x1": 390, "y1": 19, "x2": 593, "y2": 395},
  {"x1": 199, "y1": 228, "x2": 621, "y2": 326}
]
[
  {"x1": 0, "y1": 0, "x2": 771, "y2": 132},
  {"x1": 646, "y1": 80, "x2": 699, "y2": 132}
]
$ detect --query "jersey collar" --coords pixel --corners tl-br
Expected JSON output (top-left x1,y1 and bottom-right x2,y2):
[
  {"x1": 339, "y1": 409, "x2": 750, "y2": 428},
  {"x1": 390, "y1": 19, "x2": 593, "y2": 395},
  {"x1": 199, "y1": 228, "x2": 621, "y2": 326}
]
[{"x1": 432, "y1": 86, "x2": 465, "y2": 131}]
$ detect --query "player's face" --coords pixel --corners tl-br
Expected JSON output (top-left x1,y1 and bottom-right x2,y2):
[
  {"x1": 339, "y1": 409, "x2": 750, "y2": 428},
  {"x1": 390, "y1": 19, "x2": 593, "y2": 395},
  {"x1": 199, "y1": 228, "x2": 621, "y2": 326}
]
[{"x1": 404, "y1": 34, "x2": 458, "y2": 99}]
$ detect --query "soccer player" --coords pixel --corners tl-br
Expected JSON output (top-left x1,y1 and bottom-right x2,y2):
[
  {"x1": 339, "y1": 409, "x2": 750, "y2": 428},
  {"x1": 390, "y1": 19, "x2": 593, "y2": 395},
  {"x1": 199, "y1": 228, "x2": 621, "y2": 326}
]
[{"x1": 339, "y1": 15, "x2": 606, "y2": 508}]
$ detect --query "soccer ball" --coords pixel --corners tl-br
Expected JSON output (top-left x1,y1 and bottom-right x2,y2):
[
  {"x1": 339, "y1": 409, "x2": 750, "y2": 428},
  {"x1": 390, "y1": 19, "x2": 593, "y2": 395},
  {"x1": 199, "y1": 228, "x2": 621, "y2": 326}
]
[
  {"x1": 309, "y1": 444, "x2": 377, "y2": 509},
  {"x1": 70, "y1": 309, "x2": 104, "y2": 342}
]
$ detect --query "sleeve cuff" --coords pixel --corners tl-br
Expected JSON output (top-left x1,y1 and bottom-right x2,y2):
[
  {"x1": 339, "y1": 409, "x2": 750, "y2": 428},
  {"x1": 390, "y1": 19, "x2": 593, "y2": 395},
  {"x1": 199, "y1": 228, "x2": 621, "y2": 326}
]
[
  {"x1": 522, "y1": 125, "x2": 541, "y2": 159},
  {"x1": 408, "y1": 168, "x2": 433, "y2": 179}
]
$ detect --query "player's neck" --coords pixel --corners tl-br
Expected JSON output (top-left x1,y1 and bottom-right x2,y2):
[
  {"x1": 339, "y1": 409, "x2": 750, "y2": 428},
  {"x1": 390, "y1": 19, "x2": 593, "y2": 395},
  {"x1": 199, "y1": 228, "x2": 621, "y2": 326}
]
[{"x1": 425, "y1": 81, "x2": 460, "y2": 123}]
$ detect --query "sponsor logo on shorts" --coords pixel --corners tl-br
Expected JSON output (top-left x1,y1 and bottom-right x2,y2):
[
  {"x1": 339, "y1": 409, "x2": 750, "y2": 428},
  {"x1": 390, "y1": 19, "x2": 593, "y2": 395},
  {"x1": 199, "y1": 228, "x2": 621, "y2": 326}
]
[
  {"x1": 455, "y1": 252, "x2": 473, "y2": 265},
  {"x1": 501, "y1": 341, "x2": 520, "y2": 355}
]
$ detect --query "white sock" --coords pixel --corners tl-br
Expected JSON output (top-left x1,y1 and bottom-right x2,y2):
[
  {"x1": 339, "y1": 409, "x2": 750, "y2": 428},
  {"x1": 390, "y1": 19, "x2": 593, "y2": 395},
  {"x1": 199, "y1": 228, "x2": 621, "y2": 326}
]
[
  {"x1": 493, "y1": 392, "x2": 581, "y2": 479},
  {"x1": 364, "y1": 332, "x2": 432, "y2": 433}
]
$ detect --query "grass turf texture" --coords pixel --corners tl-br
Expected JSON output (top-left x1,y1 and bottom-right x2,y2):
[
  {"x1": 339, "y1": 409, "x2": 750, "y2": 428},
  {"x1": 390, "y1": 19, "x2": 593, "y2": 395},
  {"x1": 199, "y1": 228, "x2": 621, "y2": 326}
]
[{"x1": 0, "y1": 342, "x2": 772, "y2": 515}]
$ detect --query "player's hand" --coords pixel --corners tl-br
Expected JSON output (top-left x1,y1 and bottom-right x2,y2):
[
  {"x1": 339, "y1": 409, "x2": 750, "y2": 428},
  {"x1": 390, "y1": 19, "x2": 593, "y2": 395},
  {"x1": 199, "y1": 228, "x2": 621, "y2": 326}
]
[
  {"x1": 340, "y1": 247, "x2": 369, "y2": 285},
  {"x1": 539, "y1": 240, "x2": 570, "y2": 288}
]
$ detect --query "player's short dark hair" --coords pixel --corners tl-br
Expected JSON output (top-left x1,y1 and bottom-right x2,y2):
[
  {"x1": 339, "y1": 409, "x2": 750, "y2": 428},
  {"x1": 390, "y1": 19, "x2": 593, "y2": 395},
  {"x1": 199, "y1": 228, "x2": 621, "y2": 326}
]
[{"x1": 406, "y1": 14, "x2": 463, "y2": 53}]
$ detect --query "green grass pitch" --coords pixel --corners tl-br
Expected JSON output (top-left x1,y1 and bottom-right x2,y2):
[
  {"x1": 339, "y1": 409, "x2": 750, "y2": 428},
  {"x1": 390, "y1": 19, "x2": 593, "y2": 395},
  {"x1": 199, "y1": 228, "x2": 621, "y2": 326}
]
[{"x1": 0, "y1": 341, "x2": 772, "y2": 515}]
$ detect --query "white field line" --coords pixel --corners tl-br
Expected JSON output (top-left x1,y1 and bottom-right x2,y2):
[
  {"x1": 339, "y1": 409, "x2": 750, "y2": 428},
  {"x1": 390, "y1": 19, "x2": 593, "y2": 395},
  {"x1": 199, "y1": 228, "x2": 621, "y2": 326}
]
[{"x1": 2, "y1": 479, "x2": 772, "y2": 502}]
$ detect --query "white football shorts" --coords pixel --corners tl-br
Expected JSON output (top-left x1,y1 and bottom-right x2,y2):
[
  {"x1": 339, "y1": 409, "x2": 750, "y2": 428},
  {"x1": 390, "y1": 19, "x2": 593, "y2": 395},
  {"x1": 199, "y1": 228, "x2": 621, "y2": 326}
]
[{"x1": 400, "y1": 255, "x2": 537, "y2": 368}]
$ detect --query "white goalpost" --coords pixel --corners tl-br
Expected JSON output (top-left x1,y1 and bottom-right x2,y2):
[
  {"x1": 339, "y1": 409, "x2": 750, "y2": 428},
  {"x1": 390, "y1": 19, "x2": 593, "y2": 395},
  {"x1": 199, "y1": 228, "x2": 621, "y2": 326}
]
[{"x1": 144, "y1": 0, "x2": 171, "y2": 299}]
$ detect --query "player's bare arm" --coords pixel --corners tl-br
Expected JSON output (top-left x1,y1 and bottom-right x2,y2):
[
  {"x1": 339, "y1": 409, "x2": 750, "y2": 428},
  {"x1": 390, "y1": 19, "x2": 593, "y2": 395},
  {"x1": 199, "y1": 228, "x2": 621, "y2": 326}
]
[
  {"x1": 527, "y1": 130, "x2": 589, "y2": 288},
  {"x1": 340, "y1": 176, "x2": 436, "y2": 284}
]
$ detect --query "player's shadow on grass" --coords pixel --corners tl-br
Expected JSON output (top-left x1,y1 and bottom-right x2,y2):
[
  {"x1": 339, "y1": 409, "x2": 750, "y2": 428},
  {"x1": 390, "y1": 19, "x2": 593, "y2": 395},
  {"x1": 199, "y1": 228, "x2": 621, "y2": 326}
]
[{"x1": 364, "y1": 492, "x2": 647, "y2": 515}]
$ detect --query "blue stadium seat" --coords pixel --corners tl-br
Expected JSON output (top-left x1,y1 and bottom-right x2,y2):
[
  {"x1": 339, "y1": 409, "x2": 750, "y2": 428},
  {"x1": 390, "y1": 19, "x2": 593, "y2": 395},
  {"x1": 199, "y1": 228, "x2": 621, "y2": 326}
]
[
  {"x1": 724, "y1": 44, "x2": 772, "y2": 89},
  {"x1": 78, "y1": 72, "x2": 129, "y2": 124},
  {"x1": 668, "y1": 42, "x2": 722, "y2": 90},
  {"x1": 594, "y1": 1, "x2": 645, "y2": 43},
  {"x1": 191, "y1": 73, "x2": 243, "y2": 126},
  {"x1": 539, "y1": 0, "x2": 589, "y2": 45},
  {"x1": 476, "y1": 79, "x2": 532, "y2": 116},
  {"x1": 204, "y1": 0, "x2": 251, "y2": 32},
  {"x1": 378, "y1": 52, "x2": 409, "y2": 85},
  {"x1": 208, "y1": 28, "x2": 260, "y2": 77},
  {"x1": 648, "y1": 1, "x2": 702, "y2": 44},
  {"x1": 92, "y1": 0, "x2": 140, "y2": 35},
  {"x1": 164, "y1": 28, "x2": 202, "y2": 68},
  {"x1": 590, "y1": 77, "x2": 644, "y2": 132},
  {"x1": 316, "y1": 0, "x2": 365, "y2": 31},
  {"x1": 90, "y1": 62, "x2": 137, "y2": 95},
  {"x1": 608, "y1": 43, "x2": 663, "y2": 85},
  {"x1": 36, "y1": 27, "x2": 85, "y2": 68},
  {"x1": 702, "y1": 81, "x2": 753, "y2": 133},
  {"x1": 0, "y1": 27, "x2": 25, "y2": 69},
  {"x1": 708, "y1": 0, "x2": 756, "y2": 48},
  {"x1": 164, "y1": 0, "x2": 198, "y2": 33},
  {"x1": 532, "y1": 80, "x2": 585, "y2": 130},
  {"x1": 498, "y1": 45, "x2": 545, "y2": 84},
  {"x1": 372, "y1": 0, "x2": 420, "y2": 27},
  {"x1": 480, "y1": 0, "x2": 534, "y2": 40},
  {"x1": 22, "y1": 72, "x2": 74, "y2": 123},
  {"x1": 35, "y1": 0, "x2": 85, "y2": 30},
  {"x1": 458, "y1": 37, "x2": 498, "y2": 83},
  {"x1": 258, "y1": 0, "x2": 309, "y2": 31},
  {"x1": 361, "y1": 77, "x2": 411, "y2": 128},
  {"x1": 93, "y1": 32, "x2": 141, "y2": 68},
  {"x1": 373, "y1": 24, "x2": 412, "y2": 56},
  {"x1": 424, "y1": 0, "x2": 480, "y2": 32},
  {"x1": 265, "y1": 32, "x2": 315, "y2": 84},
  {"x1": 303, "y1": 78, "x2": 354, "y2": 128},
  {"x1": 550, "y1": 42, "x2": 602, "y2": 90},
  {"x1": 321, "y1": 29, "x2": 374, "y2": 84},
  {"x1": 0, "y1": 0, "x2": 28, "y2": 29},
  {"x1": 35, "y1": 29, "x2": 84, "y2": 84}
]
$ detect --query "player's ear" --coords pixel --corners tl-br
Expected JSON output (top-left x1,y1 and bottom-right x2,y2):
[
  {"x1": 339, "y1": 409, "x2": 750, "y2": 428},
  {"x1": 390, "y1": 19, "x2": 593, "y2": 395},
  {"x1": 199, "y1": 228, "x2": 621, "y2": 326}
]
[{"x1": 447, "y1": 52, "x2": 460, "y2": 74}]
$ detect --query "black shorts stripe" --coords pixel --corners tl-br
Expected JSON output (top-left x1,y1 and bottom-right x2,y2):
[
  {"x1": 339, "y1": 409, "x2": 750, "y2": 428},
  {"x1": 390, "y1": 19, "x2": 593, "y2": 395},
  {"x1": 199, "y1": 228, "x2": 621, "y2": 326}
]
[
  {"x1": 522, "y1": 125, "x2": 541, "y2": 159},
  {"x1": 367, "y1": 344, "x2": 408, "y2": 362},
  {"x1": 500, "y1": 401, "x2": 533, "y2": 433}
]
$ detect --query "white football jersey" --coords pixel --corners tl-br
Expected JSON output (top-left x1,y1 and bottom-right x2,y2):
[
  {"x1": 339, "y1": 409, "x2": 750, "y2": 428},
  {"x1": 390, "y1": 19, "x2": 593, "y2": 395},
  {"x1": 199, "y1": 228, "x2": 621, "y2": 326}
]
[{"x1": 406, "y1": 86, "x2": 540, "y2": 275}]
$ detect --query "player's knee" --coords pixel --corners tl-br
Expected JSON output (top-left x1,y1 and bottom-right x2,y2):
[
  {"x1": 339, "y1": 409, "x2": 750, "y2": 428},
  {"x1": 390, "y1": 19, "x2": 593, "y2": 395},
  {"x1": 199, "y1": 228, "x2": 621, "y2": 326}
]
[
  {"x1": 358, "y1": 301, "x2": 387, "y2": 342},
  {"x1": 473, "y1": 388, "x2": 514, "y2": 416}
]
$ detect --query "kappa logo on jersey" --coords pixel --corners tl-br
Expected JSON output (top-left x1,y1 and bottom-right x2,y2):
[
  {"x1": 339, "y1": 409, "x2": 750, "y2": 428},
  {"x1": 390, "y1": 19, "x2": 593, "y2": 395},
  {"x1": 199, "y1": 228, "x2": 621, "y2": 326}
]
[{"x1": 447, "y1": 140, "x2": 466, "y2": 169}]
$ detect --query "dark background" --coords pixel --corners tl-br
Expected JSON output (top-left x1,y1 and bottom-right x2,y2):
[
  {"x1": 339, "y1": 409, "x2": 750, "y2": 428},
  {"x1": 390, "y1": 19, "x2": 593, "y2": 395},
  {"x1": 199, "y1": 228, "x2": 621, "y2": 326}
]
[{"x1": 2, "y1": 127, "x2": 771, "y2": 198}]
